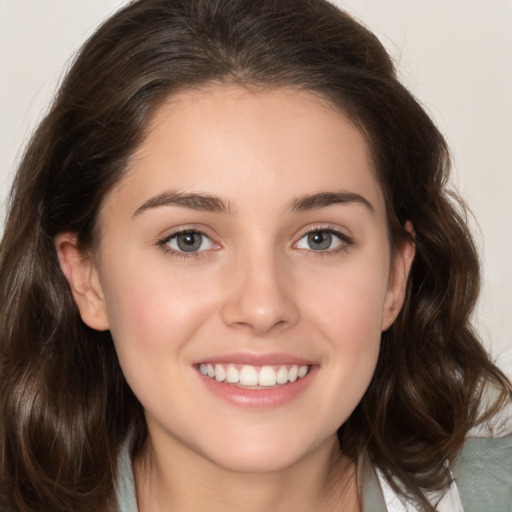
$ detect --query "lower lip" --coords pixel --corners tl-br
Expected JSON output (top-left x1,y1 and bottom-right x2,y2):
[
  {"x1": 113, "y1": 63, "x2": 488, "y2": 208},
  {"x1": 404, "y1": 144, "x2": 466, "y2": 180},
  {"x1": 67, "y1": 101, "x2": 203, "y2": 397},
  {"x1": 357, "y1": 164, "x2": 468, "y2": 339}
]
[{"x1": 196, "y1": 366, "x2": 317, "y2": 409}]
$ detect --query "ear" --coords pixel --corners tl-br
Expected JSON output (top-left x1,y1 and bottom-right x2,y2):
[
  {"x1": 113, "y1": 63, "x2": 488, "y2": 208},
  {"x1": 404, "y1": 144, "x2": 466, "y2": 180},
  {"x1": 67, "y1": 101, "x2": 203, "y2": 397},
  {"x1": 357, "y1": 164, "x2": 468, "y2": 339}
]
[
  {"x1": 381, "y1": 221, "x2": 416, "y2": 331},
  {"x1": 55, "y1": 233, "x2": 110, "y2": 331}
]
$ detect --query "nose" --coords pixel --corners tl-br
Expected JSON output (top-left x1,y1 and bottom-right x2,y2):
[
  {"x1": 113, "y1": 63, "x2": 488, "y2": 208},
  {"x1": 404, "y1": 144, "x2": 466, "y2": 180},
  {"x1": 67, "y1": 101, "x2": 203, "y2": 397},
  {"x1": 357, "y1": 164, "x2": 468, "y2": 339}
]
[{"x1": 221, "y1": 250, "x2": 300, "y2": 336}]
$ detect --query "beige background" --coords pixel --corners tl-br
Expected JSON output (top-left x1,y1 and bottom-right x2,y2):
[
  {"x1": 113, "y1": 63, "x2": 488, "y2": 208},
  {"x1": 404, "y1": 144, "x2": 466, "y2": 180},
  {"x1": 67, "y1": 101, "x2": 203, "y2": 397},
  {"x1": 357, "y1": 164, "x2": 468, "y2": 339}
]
[{"x1": 1, "y1": 1, "x2": 511, "y2": 385}]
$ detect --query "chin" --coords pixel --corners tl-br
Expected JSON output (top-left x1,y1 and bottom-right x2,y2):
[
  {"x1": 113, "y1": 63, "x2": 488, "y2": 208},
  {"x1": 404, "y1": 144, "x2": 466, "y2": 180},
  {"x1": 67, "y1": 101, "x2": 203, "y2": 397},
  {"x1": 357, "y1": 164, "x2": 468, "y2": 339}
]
[
  {"x1": 198, "y1": 428, "x2": 334, "y2": 474},
  {"x1": 207, "y1": 449, "x2": 305, "y2": 474}
]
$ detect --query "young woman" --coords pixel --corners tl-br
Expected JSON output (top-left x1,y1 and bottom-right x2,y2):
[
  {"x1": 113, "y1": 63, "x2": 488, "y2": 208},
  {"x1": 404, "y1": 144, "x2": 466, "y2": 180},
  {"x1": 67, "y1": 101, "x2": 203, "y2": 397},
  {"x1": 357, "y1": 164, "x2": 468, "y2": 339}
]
[{"x1": 1, "y1": 1, "x2": 510, "y2": 511}]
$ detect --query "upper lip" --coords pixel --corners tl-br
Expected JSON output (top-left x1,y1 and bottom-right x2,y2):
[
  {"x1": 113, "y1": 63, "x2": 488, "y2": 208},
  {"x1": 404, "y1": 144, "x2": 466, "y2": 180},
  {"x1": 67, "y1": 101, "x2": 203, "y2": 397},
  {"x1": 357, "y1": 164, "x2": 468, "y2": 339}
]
[{"x1": 194, "y1": 352, "x2": 315, "y2": 367}]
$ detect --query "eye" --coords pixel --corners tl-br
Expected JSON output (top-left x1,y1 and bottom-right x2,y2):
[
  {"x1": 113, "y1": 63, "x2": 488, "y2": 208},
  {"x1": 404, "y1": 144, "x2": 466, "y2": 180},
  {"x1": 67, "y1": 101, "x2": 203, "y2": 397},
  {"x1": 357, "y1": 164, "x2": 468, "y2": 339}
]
[
  {"x1": 295, "y1": 229, "x2": 349, "y2": 252},
  {"x1": 164, "y1": 231, "x2": 216, "y2": 253}
]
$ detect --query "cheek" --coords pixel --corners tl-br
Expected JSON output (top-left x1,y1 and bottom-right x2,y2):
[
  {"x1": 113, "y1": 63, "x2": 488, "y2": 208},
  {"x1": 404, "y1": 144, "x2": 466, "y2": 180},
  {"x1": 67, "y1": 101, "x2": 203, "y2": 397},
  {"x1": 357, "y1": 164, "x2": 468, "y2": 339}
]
[
  {"x1": 303, "y1": 255, "x2": 390, "y2": 343},
  {"x1": 296, "y1": 259, "x2": 388, "y2": 411},
  {"x1": 97, "y1": 258, "x2": 216, "y2": 381},
  {"x1": 100, "y1": 275, "x2": 217, "y2": 420},
  {"x1": 102, "y1": 253, "x2": 217, "y2": 336}
]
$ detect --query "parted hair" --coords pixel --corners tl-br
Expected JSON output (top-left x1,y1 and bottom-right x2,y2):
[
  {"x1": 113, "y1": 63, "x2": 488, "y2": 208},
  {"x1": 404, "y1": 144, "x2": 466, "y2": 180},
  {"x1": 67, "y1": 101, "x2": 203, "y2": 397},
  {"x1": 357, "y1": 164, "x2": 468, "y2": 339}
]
[{"x1": 1, "y1": 1, "x2": 510, "y2": 511}]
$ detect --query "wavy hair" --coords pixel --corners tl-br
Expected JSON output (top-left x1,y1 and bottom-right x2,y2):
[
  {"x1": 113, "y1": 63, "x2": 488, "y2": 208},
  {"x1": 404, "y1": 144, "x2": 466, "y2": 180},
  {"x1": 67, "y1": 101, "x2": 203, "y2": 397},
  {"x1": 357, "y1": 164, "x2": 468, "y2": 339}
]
[{"x1": 1, "y1": 1, "x2": 510, "y2": 510}]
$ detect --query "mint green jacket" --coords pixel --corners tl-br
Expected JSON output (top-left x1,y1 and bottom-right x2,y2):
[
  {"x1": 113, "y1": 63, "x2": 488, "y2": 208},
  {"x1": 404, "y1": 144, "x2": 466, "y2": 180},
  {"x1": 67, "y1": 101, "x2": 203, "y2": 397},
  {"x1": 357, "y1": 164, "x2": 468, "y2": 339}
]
[{"x1": 116, "y1": 436, "x2": 512, "y2": 511}]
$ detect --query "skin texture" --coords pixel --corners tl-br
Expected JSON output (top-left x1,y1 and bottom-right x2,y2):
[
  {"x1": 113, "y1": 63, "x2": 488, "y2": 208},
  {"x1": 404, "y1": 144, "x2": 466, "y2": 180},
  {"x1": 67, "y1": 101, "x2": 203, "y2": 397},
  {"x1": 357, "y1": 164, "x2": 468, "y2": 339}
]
[{"x1": 56, "y1": 86, "x2": 414, "y2": 511}]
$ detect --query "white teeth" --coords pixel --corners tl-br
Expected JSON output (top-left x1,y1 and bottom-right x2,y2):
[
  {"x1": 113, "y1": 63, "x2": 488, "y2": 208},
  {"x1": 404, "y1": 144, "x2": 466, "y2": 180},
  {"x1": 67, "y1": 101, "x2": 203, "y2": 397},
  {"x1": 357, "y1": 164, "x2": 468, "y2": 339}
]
[
  {"x1": 239, "y1": 365, "x2": 259, "y2": 386},
  {"x1": 298, "y1": 365, "x2": 308, "y2": 378},
  {"x1": 214, "y1": 364, "x2": 226, "y2": 382},
  {"x1": 258, "y1": 366, "x2": 277, "y2": 386},
  {"x1": 276, "y1": 365, "x2": 289, "y2": 384},
  {"x1": 199, "y1": 363, "x2": 310, "y2": 387},
  {"x1": 226, "y1": 364, "x2": 240, "y2": 383}
]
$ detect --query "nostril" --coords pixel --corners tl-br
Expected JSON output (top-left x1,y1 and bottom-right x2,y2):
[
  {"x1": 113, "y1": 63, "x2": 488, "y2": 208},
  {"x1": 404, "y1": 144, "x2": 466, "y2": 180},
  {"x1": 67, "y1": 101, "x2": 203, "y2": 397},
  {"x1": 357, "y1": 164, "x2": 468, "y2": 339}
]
[{"x1": 220, "y1": 264, "x2": 300, "y2": 333}]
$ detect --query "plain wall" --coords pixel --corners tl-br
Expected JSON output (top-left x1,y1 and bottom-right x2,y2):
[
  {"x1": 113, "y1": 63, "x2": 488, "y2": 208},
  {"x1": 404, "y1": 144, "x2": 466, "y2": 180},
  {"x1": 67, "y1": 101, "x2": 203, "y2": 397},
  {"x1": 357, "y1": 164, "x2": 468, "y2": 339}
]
[{"x1": 1, "y1": 1, "x2": 511, "y2": 383}]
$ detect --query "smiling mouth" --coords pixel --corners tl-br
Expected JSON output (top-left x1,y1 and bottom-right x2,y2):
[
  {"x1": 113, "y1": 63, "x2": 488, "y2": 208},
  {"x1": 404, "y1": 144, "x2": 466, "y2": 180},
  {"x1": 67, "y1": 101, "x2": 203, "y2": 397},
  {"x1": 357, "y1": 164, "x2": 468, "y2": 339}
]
[{"x1": 198, "y1": 363, "x2": 311, "y2": 388}]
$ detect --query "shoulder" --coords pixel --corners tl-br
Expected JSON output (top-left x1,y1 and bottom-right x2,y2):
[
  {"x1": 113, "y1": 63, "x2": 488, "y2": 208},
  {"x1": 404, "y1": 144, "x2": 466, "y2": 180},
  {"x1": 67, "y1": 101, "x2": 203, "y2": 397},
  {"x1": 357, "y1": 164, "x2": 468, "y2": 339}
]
[
  {"x1": 116, "y1": 444, "x2": 138, "y2": 512},
  {"x1": 452, "y1": 435, "x2": 512, "y2": 512}
]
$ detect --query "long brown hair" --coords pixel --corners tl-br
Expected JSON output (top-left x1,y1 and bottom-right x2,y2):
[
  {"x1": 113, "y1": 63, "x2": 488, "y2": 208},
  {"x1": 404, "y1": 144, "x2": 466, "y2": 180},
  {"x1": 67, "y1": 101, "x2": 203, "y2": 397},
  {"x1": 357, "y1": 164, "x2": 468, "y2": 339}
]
[{"x1": 1, "y1": 1, "x2": 510, "y2": 511}]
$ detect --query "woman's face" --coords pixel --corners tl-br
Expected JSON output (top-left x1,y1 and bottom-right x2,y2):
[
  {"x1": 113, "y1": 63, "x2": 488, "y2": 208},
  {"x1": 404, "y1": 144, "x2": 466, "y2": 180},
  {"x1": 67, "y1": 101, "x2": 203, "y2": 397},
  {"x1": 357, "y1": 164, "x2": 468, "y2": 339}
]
[{"x1": 62, "y1": 85, "x2": 413, "y2": 473}]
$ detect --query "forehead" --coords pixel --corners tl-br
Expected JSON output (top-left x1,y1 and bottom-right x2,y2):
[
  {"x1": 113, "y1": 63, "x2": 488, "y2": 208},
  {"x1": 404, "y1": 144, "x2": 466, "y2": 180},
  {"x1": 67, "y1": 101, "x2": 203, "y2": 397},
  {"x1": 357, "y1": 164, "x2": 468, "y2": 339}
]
[{"x1": 102, "y1": 85, "x2": 386, "y2": 222}]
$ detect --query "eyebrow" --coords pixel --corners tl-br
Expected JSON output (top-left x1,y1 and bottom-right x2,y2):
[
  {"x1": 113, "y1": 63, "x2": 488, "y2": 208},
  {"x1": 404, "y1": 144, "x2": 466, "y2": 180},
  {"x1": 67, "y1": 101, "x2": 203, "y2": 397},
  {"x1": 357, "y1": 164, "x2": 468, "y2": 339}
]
[
  {"x1": 290, "y1": 191, "x2": 375, "y2": 214},
  {"x1": 133, "y1": 189, "x2": 374, "y2": 217},
  {"x1": 133, "y1": 191, "x2": 234, "y2": 216}
]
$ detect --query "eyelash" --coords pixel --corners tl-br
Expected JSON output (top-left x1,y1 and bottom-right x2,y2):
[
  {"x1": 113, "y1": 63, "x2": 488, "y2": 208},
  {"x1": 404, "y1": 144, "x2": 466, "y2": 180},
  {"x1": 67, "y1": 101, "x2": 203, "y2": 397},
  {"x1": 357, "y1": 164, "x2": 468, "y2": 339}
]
[
  {"x1": 157, "y1": 225, "x2": 353, "y2": 260},
  {"x1": 157, "y1": 229, "x2": 217, "y2": 260},
  {"x1": 294, "y1": 225, "x2": 354, "y2": 256}
]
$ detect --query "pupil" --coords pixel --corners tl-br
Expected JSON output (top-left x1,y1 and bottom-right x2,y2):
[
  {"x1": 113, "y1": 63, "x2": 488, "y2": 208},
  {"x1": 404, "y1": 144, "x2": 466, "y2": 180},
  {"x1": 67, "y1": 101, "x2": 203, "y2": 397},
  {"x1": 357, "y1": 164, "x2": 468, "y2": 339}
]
[
  {"x1": 308, "y1": 231, "x2": 331, "y2": 250},
  {"x1": 177, "y1": 232, "x2": 201, "y2": 252}
]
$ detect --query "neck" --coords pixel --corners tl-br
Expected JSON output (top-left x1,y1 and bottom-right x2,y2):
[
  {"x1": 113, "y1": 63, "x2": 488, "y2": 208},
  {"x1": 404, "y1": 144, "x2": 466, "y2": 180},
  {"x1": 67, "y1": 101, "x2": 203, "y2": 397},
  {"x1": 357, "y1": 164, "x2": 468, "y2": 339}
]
[{"x1": 134, "y1": 434, "x2": 360, "y2": 512}]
